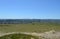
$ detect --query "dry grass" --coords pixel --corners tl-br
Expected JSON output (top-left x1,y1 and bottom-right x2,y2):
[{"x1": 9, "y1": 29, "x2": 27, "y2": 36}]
[{"x1": 0, "y1": 22, "x2": 60, "y2": 32}]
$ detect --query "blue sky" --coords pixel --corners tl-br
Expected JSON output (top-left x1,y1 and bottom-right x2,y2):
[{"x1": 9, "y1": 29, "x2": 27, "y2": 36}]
[{"x1": 0, "y1": 0, "x2": 60, "y2": 19}]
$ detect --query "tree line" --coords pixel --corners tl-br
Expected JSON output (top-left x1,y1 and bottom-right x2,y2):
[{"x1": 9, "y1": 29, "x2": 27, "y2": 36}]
[{"x1": 0, "y1": 19, "x2": 60, "y2": 24}]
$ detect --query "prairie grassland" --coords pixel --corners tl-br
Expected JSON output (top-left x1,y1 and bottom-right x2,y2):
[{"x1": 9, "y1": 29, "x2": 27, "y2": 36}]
[
  {"x1": 0, "y1": 22, "x2": 60, "y2": 39},
  {"x1": 0, "y1": 22, "x2": 60, "y2": 33}
]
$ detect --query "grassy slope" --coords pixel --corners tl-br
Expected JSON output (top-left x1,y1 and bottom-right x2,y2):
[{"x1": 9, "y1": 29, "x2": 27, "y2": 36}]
[
  {"x1": 0, "y1": 33, "x2": 37, "y2": 39},
  {"x1": 0, "y1": 22, "x2": 60, "y2": 33}
]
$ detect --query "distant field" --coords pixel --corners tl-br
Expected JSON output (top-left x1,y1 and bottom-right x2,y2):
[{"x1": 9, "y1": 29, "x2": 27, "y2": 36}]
[
  {"x1": 0, "y1": 22, "x2": 60, "y2": 39},
  {"x1": 0, "y1": 22, "x2": 60, "y2": 33}
]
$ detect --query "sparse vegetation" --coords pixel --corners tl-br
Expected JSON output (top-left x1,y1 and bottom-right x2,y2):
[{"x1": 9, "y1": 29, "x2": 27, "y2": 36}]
[{"x1": 0, "y1": 19, "x2": 60, "y2": 39}]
